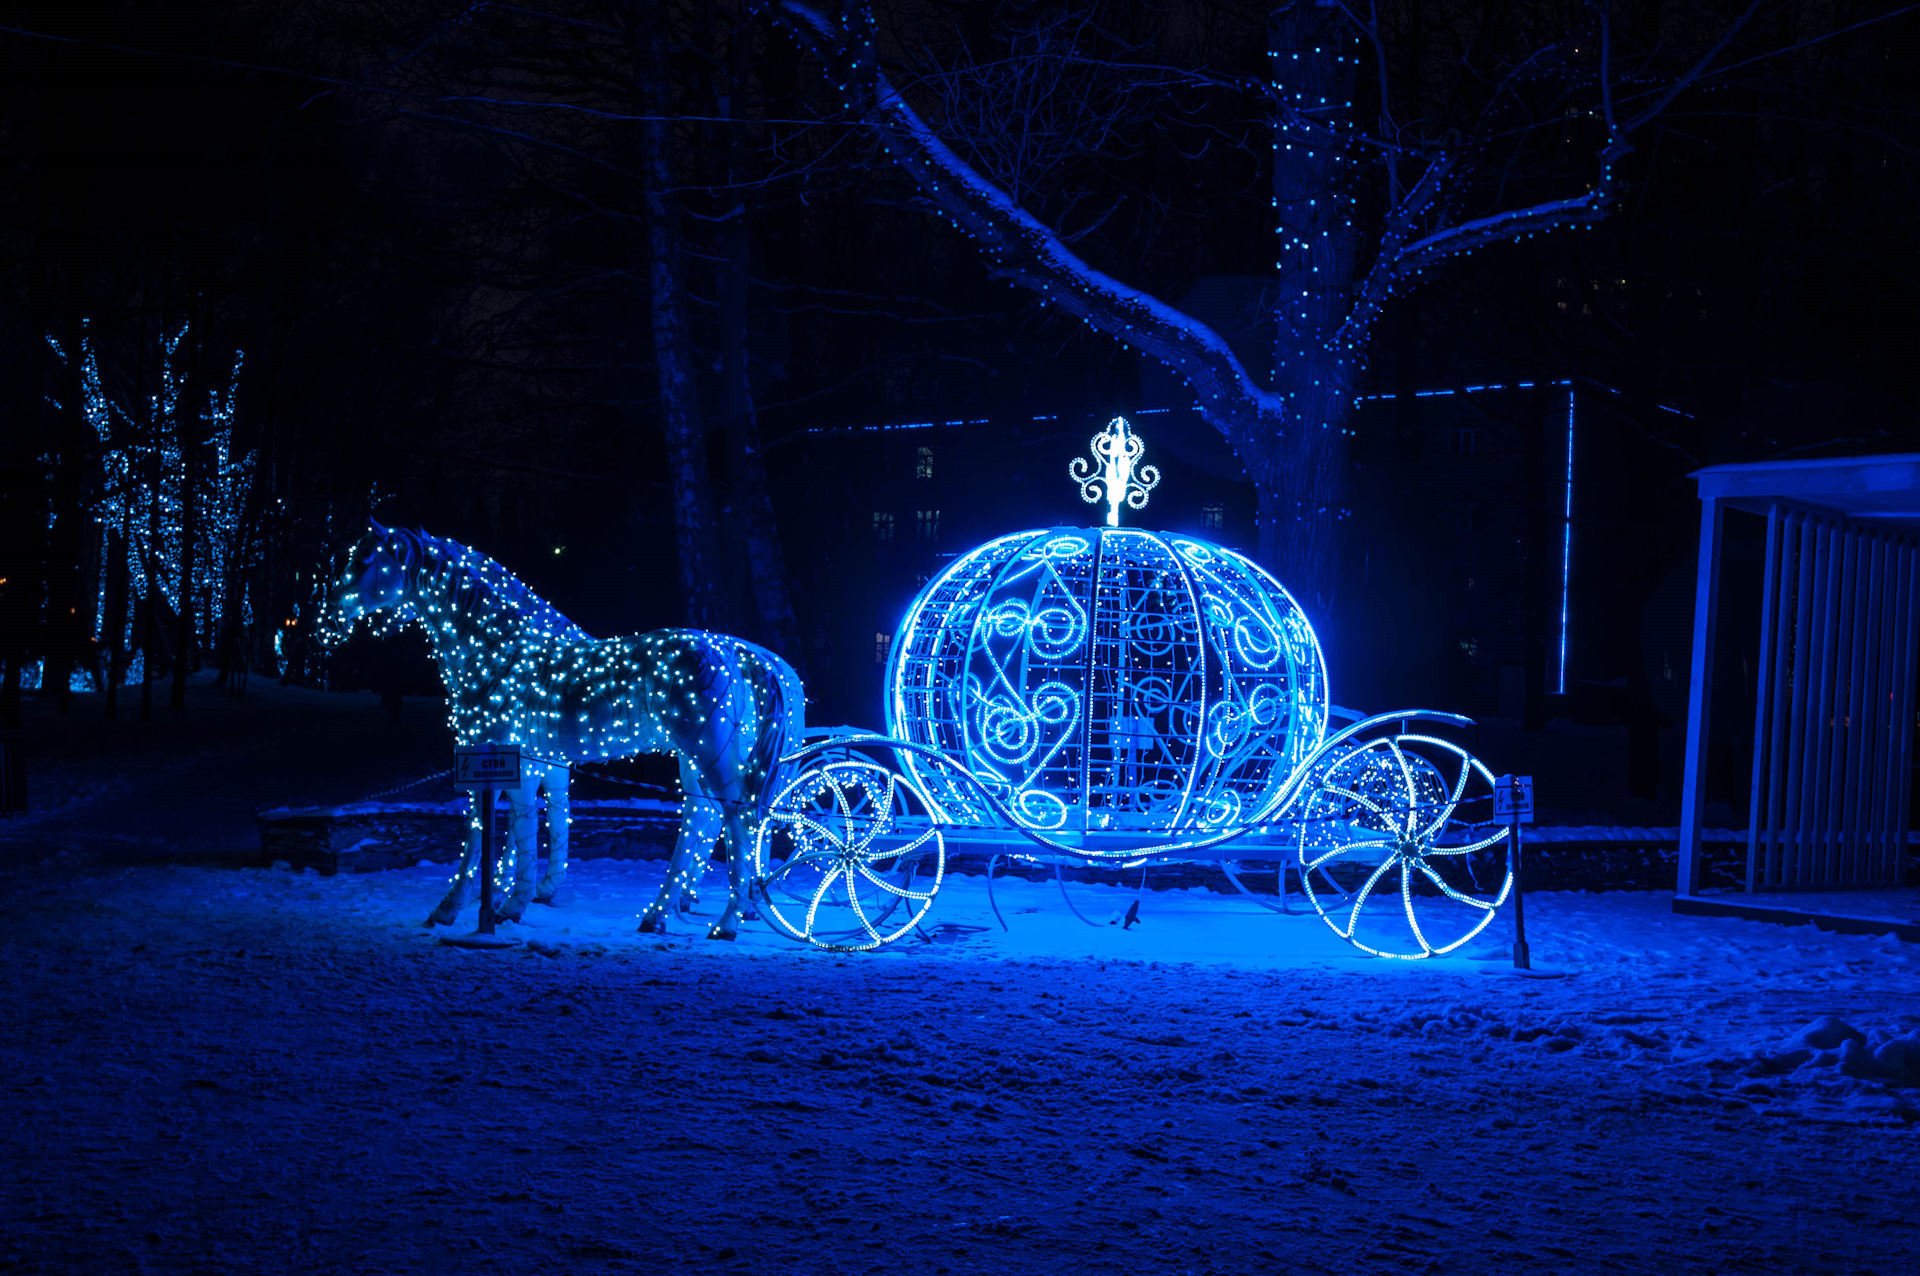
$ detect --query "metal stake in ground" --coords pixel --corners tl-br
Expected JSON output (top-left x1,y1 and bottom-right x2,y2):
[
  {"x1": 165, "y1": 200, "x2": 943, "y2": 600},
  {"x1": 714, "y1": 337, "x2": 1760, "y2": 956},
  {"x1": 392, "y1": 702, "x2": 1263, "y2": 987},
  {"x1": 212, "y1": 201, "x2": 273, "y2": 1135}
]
[
  {"x1": 443, "y1": 744, "x2": 522, "y2": 950},
  {"x1": 478, "y1": 783, "x2": 498, "y2": 933},
  {"x1": 1495, "y1": 775, "x2": 1535, "y2": 970}
]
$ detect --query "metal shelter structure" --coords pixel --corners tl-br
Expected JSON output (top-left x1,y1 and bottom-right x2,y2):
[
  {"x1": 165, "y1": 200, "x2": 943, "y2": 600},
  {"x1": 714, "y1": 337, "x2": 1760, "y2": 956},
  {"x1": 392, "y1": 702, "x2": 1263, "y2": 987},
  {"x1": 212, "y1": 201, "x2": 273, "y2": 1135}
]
[{"x1": 1680, "y1": 454, "x2": 1920, "y2": 898}]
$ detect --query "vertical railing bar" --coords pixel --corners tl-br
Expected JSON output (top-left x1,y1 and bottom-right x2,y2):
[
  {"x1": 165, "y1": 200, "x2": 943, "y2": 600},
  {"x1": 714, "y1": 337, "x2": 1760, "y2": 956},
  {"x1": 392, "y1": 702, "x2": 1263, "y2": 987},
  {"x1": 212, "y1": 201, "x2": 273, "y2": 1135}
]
[
  {"x1": 1871, "y1": 537, "x2": 1896, "y2": 886},
  {"x1": 1842, "y1": 527, "x2": 1870, "y2": 886},
  {"x1": 1746, "y1": 505, "x2": 1782, "y2": 893},
  {"x1": 1882, "y1": 537, "x2": 1905, "y2": 886},
  {"x1": 1794, "y1": 518, "x2": 1829, "y2": 887},
  {"x1": 1812, "y1": 519, "x2": 1843, "y2": 886},
  {"x1": 1874, "y1": 535, "x2": 1898, "y2": 886},
  {"x1": 1827, "y1": 524, "x2": 1853, "y2": 886},
  {"x1": 1862, "y1": 534, "x2": 1888, "y2": 885},
  {"x1": 1797, "y1": 518, "x2": 1827, "y2": 886},
  {"x1": 1890, "y1": 541, "x2": 1917, "y2": 888},
  {"x1": 1764, "y1": 512, "x2": 1798, "y2": 888},
  {"x1": 1783, "y1": 515, "x2": 1816, "y2": 887}
]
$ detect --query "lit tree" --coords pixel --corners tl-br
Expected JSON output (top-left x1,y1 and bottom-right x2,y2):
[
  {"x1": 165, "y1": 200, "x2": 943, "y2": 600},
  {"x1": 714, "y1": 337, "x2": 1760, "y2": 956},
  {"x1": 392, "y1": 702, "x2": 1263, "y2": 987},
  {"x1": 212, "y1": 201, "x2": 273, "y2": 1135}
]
[
  {"x1": 74, "y1": 323, "x2": 257, "y2": 698},
  {"x1": 771, "y1": 0, "x2": 1814, "y2": 621}
]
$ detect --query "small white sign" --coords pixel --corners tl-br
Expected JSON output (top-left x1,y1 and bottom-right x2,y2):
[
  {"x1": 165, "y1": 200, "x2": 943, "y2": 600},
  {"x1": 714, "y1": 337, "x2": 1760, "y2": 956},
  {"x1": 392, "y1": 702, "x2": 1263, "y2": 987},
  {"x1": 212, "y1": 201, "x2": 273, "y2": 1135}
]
[
  {"x1": 454, "y1": 746, "x2": 520, "y2": 789},
  {"x1": 1494, "y1": 774, "x2": 1535, "y2": 823}
]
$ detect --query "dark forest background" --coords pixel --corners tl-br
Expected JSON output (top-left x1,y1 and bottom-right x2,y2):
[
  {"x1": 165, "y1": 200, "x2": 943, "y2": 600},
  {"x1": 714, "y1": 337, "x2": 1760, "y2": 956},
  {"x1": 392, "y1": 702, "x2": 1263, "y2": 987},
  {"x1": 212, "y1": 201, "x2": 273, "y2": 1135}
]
[{"x1": 1, "y1": 0, "x2": 1914, "y2": 792}]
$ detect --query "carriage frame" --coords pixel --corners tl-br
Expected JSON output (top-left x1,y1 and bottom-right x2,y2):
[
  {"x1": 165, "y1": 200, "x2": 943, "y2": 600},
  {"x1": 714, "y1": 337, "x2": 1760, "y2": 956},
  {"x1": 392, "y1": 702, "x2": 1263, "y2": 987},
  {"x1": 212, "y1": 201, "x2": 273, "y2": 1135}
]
[{"x1": 750, "y1": 707, "x2": 1518, "y2": 960}]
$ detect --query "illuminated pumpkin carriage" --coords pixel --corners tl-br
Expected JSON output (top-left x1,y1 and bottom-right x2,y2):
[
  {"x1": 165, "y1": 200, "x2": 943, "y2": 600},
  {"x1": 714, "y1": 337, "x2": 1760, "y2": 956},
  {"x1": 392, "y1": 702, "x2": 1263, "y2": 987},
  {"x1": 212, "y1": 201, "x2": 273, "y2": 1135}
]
[{"x1": 753, "y1": 421, "x2": 1514, "y2": 957}]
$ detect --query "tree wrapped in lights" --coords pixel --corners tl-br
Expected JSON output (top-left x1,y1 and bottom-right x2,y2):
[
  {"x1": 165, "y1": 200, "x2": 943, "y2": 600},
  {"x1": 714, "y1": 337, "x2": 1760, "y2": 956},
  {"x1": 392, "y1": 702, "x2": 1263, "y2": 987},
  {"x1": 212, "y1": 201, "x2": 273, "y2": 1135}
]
[
  {"x1": 40, "y1": 322, "x2": 258, "y2": 697},
  {"x1": 332, "y1": 525, "x2": 805, "y2": 938},
  {"x1": 771, "y1": 0, "x2": 1786, "y2": 617}
]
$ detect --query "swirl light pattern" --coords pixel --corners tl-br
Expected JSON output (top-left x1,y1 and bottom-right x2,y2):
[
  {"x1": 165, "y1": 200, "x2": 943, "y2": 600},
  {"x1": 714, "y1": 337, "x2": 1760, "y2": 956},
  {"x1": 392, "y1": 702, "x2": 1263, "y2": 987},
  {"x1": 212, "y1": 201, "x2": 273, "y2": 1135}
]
[{"x1": 886, "y1": 527, "x2": 1327, "y2": 843}]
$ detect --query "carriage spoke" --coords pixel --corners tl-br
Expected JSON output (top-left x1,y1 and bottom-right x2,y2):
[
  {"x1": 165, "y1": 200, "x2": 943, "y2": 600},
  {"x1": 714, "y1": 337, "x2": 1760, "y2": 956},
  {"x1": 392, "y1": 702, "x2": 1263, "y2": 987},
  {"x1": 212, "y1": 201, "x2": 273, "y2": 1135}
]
[
  {"x1": 788, "y1": 812, "x2": 853, "y2": 853},
  {"x1": 868, "y1": 825, "x2": 940, "y2": 866},
  {"x1": 1343, "y1": 858, "x2": 1397, "y2": 939},
  {"x1": 1323, "y1": 784, "x2": 1387, "y2": 820},
  {"x1": 1306, "y1": 838, "x2": 1391, "y2": 871},
  {"x1": 1401, "y1": 861, "x2": 1435, "y2": 957},
  {"x1": 1426, "y1": 828, "x2": 1508, "y2": 856},
  {"x1": 1293, "y1": 729, "x2": 1514, "y2": 960},
  {"x1": 1385, "y1": 741, "x2": 1420, "y2": 828},
  {"x1": 844, "y1": 875, "x2": 884, "y2": 946},
  {"x1": 1400, "y1": 735, "x2": 1494, "y2": 838},
  {"x1": 802, "y1": 864, "x2": 848, "y2": 939},
  {"x1": 856, "y1": 864, "x2": 938, "y2": 902},
  {"x1": 755, "y1": 754, "x2": 949, "y2": 950},
  {"x1": 1417, "y1": 862, "x2": 1497, "y2": 909}
]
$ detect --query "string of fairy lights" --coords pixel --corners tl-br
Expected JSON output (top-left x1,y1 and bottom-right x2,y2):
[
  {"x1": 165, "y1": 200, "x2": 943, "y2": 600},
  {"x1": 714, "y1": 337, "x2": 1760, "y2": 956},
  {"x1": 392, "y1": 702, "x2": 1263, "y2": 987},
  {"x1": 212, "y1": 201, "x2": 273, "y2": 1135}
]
[
  {"x1": 37, "y1": 322, "x2": 255, "y2": 689},
  {"x1": 777, "y1": 1, "x2": 1627, "y2": 557},
  {"x1": 330, "y1": 525, "x2": 801, "y2": 937}
]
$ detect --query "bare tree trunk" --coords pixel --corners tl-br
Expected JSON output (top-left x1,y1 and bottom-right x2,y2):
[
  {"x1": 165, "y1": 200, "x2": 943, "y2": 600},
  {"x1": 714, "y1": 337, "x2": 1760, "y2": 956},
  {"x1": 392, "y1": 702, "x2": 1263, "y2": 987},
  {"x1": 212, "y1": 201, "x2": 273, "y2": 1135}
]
[
  {"x1": 141, "y1": 371, "x2": 163, "y2": 723},
  {"x1": 772, "y1": 1, "x2": 1694, "y2": 639},
  {"x1": 721, "y1": 16, "x2": 805, "y2": 675},
  {"x1": 102, "y1": 524, "x2": 127, "y2": 719},
  {"x1": 44, "y1": 265, "x2": 88, "y2": 714},
  {"x1": 1262, "y1": 3, "x2": 1361, "y2": 624},
  {"x1": 170, "y1": 311, "x2": 204, "y2": 712},
  {"x1": 634, "y1": 0, "x2": 730, "y2": 632}
]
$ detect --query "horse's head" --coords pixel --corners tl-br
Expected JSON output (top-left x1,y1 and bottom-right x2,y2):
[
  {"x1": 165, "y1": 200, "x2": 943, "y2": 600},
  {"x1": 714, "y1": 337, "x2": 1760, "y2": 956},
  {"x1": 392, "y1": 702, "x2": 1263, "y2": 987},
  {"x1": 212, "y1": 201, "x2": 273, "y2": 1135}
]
[{"x1": 332, "y1": 521, "x2": 418, "y2": 626}]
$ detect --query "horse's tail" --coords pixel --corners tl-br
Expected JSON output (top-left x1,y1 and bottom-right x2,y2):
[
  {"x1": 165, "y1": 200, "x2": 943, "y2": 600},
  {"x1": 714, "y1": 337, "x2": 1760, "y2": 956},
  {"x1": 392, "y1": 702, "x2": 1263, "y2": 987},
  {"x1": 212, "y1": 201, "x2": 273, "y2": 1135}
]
[{"x1": 743, "y1": 643, "x2": 806, "y2": 812}]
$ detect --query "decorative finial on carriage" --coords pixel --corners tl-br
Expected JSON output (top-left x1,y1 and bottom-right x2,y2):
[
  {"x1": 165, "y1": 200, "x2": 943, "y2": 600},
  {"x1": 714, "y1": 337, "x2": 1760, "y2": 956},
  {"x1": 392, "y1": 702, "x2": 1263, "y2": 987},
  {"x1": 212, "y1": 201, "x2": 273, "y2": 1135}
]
[{"x1": 1070, "y1": 416, "x2": 1159, "y2": 527}]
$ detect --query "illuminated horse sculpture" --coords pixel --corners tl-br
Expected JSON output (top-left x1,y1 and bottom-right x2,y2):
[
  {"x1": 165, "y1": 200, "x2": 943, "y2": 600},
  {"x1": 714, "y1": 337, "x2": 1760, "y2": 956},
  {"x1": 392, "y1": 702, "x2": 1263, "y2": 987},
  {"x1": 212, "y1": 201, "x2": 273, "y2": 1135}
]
[{"x1": 333, "y1": 525, "x2": 804, "y2": 938}]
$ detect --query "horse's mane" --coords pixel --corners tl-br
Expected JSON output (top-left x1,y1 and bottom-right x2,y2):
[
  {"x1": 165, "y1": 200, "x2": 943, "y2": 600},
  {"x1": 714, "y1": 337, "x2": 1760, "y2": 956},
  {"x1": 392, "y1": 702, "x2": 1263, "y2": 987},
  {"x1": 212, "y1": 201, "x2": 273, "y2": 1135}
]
[{"x1": 384, "y1": 526, "x2": 591, "y2": 644}]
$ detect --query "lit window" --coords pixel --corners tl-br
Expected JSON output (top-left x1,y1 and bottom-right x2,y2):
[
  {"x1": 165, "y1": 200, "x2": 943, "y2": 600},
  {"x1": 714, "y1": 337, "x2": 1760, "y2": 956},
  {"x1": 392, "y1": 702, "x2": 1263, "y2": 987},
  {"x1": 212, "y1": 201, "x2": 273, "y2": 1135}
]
[
  {"x1": 1449, "y1": 428, "x2": 1481, "y2": 457},
  {"x1": 1202, "y1": 502, "x2": 1224, "y2": 530},
  {"x1": 916, "y1": 446, "x2": 934, "y2": 480},
  {"x1": 1453, "y1": 503, "x2": 1484, "y2": 532},
  {"x1": 875, "y1": 631, "x2": 893, "y2": 664},
  {"x1": 873, "y1": 511, "x2": 895, "y2": 541},
  {"x1": 916, "y1": 509, "x2": 940, "y2": 540}
]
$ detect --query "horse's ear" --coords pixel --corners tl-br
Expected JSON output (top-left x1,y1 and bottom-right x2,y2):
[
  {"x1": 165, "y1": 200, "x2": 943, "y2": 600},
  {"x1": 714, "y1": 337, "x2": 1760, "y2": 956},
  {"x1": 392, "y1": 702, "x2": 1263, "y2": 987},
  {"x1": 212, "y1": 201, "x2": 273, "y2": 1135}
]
[{"x1": 369, "y1": 518, "x2": 391, "y2": 540}]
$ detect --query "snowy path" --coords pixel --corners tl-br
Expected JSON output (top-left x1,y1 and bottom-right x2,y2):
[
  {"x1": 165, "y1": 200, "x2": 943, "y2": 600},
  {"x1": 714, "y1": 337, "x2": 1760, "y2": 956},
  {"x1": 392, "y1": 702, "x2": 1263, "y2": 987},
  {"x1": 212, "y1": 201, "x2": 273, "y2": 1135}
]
[{"x1": 3, "y1": 859, "x2": 1918, "y2": 1275}]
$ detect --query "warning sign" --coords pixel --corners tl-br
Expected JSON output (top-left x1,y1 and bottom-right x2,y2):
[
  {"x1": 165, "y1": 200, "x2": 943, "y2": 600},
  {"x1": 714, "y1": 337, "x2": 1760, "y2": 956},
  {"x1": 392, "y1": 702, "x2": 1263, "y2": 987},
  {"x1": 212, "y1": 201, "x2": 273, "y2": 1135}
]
[
  {"x1": 1493, "y1": 774, "x2": 1534, "y2": 824},
  {"x1": 454, "y1": 746, "x2": 521, "y2": 790}
]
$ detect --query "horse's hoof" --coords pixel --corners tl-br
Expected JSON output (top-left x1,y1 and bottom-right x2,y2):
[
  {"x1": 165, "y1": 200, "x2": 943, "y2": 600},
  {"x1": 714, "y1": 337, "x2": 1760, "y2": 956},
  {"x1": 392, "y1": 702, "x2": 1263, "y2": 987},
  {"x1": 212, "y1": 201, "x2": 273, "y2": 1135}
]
[
  {"x1": 423, "y1": 911, "x2": 455, "y2": 928},
  {"x1": 637, "y1": 915, "x2": 666, "y2": 935},
  {"x1": 706, "y1": 924, "x2": 737, "y2": 942}
]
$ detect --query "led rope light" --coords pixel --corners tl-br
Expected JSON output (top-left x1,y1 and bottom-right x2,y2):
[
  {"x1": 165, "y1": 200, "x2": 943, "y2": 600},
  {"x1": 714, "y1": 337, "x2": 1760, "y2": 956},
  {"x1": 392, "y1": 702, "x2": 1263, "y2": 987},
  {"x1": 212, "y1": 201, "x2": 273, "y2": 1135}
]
[{"x1": 329, "y1": 525, "x2": 803, "y2": 938}]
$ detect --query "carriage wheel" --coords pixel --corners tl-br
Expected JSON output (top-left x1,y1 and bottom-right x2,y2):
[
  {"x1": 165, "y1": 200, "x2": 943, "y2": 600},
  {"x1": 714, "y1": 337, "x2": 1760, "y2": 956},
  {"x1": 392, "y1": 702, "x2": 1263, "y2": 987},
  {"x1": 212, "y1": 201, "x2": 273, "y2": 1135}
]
[
  {"x1": 1294, "y1": 734, "x2": 1512, "y2": 959},
  {"x1": 753, "y1": 757, "x2": 946, "y2": 951}
]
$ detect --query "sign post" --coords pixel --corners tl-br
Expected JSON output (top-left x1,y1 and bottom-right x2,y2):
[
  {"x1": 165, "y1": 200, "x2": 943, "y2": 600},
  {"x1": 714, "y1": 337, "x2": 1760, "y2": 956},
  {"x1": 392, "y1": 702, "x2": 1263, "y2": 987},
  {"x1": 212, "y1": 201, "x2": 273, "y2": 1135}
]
[
  {"x1": 1494, "y1": 775, "x2": 1534, "y2": 970},
  {"x1": 444, "y1": 745, "x2": 521, "y2": 950}
]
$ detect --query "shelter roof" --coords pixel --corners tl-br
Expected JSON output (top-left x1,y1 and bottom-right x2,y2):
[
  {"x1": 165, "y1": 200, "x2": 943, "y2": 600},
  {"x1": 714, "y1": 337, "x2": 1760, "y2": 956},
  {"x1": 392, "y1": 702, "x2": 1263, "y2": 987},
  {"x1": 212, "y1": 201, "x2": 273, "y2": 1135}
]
[{"x1": 1692, "y1": 453, "x2": 1920, "y2": 529}]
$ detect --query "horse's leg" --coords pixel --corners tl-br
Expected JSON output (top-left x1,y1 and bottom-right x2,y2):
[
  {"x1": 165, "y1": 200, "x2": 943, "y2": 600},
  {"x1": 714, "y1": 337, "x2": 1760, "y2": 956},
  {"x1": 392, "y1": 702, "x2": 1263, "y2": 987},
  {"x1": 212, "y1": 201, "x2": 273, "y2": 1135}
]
[
  {"x1": 495, "y1": 777, "x2": 540, "y2": 922},
  {"x1": 534, "y1": 762, "x2": 572, "y2": 904},
  {"x1": 707, "y1": 790, "x2": 752, "y2": 941},
  {"x1": 679, "y1": 790, "x2": 722, "y2": 915},
  {"x1": 425, "y1": 794, "x2": 483, "y2": 926},
  {"x1": 639, "y1": 763, "x2": 713, "y2": 932},
  {"x1": 735, "y1": 801, "x2": 763, "y2": 925}
]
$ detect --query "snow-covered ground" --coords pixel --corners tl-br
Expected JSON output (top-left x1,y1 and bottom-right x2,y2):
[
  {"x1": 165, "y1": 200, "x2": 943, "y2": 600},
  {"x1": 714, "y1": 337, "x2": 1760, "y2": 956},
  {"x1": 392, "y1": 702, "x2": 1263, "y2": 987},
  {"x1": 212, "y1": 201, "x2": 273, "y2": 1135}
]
[
  {"x1": 4, "y1": 852, "x2": 1918, "y2": 1275},
  {"x1": 3, "y1": 679, "x2": 1917, "y2": 1273}
]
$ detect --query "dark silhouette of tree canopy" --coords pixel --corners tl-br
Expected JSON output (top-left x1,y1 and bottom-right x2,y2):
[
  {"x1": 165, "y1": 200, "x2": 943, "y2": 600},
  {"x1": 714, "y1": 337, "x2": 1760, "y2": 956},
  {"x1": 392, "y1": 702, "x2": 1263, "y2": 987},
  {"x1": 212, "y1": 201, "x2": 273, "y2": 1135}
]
[{"x1": 770, "y1": 0, "x2": 1908, "y2": 626}]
